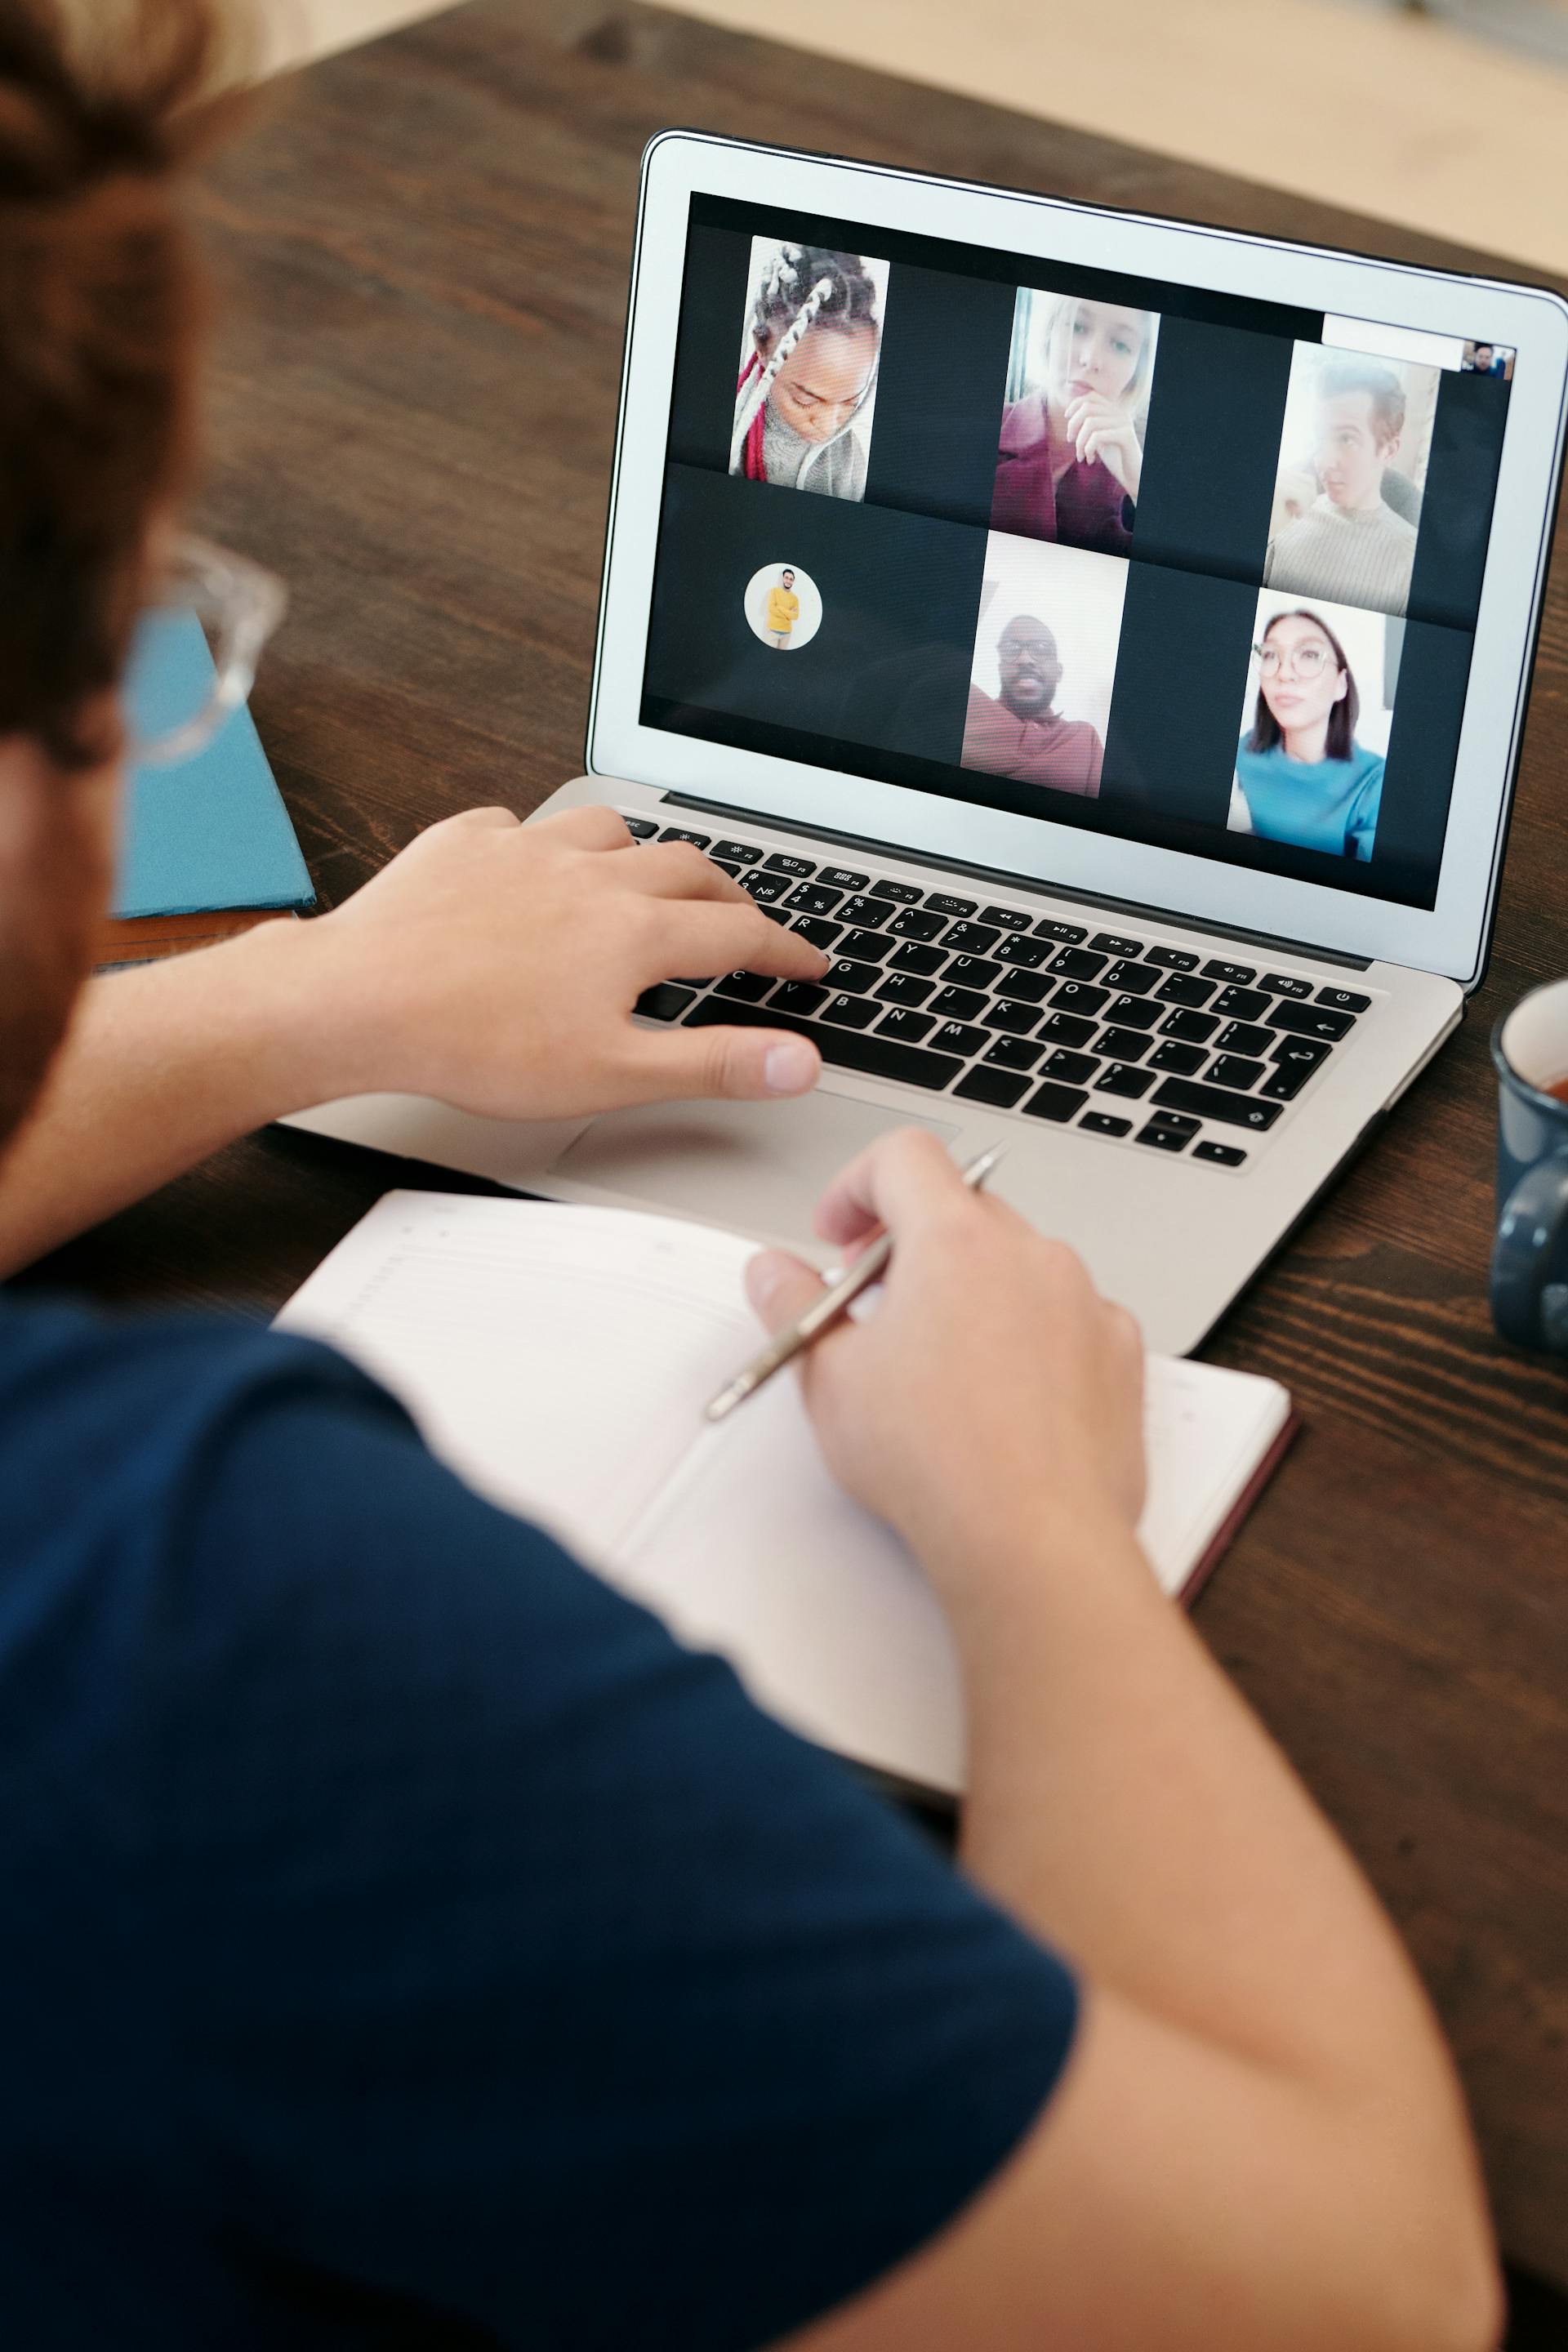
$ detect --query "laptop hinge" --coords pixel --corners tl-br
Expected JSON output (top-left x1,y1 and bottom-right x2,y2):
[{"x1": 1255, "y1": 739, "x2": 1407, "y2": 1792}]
[{"x1": 658, "y1": 789, "x2": 1374, "y2": 973}]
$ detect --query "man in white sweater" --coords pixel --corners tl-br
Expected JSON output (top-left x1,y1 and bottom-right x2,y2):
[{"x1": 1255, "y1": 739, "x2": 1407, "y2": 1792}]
[{"x1": 1264, "y1": 355, "x2": 1419, "y2": 617}]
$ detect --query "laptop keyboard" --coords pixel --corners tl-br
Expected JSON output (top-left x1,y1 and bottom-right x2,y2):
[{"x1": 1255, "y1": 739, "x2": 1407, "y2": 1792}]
[{"x1": 622, "y1": 816, "x2": 1374, "y2": 1173}]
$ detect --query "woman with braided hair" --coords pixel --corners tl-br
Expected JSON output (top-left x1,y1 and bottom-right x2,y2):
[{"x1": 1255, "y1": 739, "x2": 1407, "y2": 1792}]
[{"x1": 731, "y1": 242, "x2": 883, "y2": 500}]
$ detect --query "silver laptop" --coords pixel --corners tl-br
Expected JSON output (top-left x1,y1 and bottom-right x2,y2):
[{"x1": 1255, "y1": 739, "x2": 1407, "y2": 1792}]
[{"x1": 292, "y1": 133, "x2": 1568, "y2": 1356}]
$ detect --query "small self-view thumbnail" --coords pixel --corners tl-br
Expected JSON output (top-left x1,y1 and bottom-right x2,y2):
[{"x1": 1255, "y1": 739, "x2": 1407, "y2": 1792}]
[
  {"x1": 1462, "y1": 339, "x2": 1514, "y2": 381},
  {"x1": 731, "y1": 240, "x2": 889, "y2": 501},
  {"x1": 1264, "y1": 342, "x2": 1440, "y2": 621},
  {"x1": 1228, "y1": 590, "x2": 1400, "y2": 863},
  {"x1": 960, "y1": 532, "x2": 1129, "y2": 800},
  {"x1": 991, "y1": 287, "x2": 1160, "y2": 557}
]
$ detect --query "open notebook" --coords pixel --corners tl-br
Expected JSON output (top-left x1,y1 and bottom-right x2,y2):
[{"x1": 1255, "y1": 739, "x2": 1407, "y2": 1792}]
[{"x1": 276, "y1": 1192, "x2": 1295, "y2": 1797}]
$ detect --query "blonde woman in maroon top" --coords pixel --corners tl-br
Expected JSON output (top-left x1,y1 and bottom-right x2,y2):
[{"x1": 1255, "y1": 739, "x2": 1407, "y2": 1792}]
[{"x1": 992, "y1": 295, "x2": 1156, "y2": 555}]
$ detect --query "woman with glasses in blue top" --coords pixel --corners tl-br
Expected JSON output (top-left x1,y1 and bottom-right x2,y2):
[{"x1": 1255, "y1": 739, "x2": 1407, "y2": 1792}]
[{"x1": 1228, "y1": 608, "x2": 1384, "y2": 862}]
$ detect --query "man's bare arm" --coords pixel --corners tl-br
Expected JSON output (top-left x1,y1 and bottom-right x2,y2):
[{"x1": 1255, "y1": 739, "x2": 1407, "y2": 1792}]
[
  {"x1": 0, "y1": 805, "x2": 828, "y2": 1275},
  {"x1": 746, "y1": 1135, "x2": 1500, "y2": 2352}
]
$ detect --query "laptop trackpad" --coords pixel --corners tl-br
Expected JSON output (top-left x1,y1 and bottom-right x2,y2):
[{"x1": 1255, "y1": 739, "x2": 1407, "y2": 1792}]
[{"x1": 548, "y1": 1093, "x2": 960, "y2": 1237}]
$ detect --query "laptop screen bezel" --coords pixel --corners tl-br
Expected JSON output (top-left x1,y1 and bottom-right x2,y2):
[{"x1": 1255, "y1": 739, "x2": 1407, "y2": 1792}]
[{"x1": 588, "y1": 131, "x2": 1568, "y2": 987}]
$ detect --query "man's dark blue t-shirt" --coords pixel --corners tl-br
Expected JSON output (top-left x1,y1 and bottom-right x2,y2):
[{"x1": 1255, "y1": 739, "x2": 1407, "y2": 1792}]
[{"x1": 0, "y1": 1296, "x2": 1076, "y2": 2350}]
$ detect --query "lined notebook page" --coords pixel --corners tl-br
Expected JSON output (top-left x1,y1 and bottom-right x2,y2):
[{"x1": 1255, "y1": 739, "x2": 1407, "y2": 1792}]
[{"x1": 277, "y1": 1192, "x2": 1290, "y2": 1794}]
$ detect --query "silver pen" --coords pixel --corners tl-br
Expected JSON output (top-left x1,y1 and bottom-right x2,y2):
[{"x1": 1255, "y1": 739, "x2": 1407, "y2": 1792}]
[{"x1": 704, "y1": 1143, "x2": 1007, "y2": 1424}]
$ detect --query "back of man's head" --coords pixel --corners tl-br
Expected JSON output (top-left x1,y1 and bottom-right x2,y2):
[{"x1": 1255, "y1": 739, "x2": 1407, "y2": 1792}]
[{"x1": 0, "y1": 0, "x2": 226, "y2": 772}]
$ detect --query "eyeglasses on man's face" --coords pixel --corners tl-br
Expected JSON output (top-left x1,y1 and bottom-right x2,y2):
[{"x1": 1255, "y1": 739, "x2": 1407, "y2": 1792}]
[
  {"x1": 1254, "y1": 640, "x2": 1334, "y2": 680},
  {"x1": 130, "y1": 534, "x2": 288, "y2": 768}
]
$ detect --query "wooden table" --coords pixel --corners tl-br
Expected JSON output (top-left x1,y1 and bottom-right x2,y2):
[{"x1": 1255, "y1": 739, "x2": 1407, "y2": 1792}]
[{"x1": 22, "y1": 0, "x2": 1568, "y2": 2315}]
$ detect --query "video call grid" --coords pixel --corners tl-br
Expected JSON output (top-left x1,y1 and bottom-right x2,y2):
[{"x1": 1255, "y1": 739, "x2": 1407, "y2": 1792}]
[{"x1": 641, "y1": 200, "x2": 1512, "y2": 913}]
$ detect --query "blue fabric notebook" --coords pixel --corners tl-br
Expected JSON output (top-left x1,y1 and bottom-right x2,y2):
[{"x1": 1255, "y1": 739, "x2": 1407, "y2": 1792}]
[{"x1": 114, "y1": 612, "x2": 316, "y2": 920}]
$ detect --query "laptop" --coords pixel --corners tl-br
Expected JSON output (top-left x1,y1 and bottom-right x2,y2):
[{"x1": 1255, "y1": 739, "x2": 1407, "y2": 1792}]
[{"x1": 290, "y1": 132, "x2": 1568, "y2": 1356}]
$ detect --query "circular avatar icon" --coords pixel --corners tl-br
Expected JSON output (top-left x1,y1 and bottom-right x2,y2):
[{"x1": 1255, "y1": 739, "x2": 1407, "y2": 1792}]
[{"x1": 744, "y1": 561, "x2": 823, "y2": 653}]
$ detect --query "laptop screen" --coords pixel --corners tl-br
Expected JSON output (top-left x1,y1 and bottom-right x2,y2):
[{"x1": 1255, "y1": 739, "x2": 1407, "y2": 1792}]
[{"x1": 639, "y1": 196, "x2": 1517, "y2": 915}]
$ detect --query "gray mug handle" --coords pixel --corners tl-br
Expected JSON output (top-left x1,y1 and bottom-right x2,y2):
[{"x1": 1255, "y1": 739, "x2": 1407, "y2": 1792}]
[{"x1": 1490, "y1": 1156, "x2": 1568, "y2": 1351}]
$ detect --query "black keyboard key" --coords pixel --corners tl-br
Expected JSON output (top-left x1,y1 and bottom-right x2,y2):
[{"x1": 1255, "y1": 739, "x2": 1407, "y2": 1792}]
[
  {"x1": 982, "y1": 1035, "x2": 1045, "y2": 1072},
  {"x1": 1022, "y1": 1080, "x2": 1088, "y2": 1122},
  {"x1": 1052, "y1": 981, "x2": 1109, "y2": 1018},
  {"x1": 1096, "y1": 1063, "x2": 1156, "y2": 1099},
  {"x1": 929, "y1": 985, "x2": 987, "y2": 1022},
  {"x1": 836, "y1": 893, "x2": 889, "y2": 929},
  {"x1": 924, "y1": 892, "x2": 977, "y2": 919},
  {"x1": 1201, "y1": 959, "x2": 1256, "y2": 985},
  {"x1": 1040, "y1": 1048, "x2": 1098, "y2": 1086},
  {"x1": 947, "y1": 955, "x2": 1003, "y2": 991},
  {"x1": 943, "y1": 921, "x2": 1001, "y2": 956},
  {"x1": 822, "y1": 994, "x2": 880, "y2": 1029},
  {"x1": 763, "y1": 850, "x2": 814, "y2": 877},
  {"x1": 875, "y1": 973, "x2": 933, "y2": 1008},
  {"x1": 1212, "y1": 984, "x2": 1270, "y2": 1022},
  {"x1": 825, "y1": 958, "x2": 879, "y2": 995},
  {"x1": 1145, "y1": 945, "x2": 1200, "y2": 971},
  {"x1": 1271, "y1": 1035, "x2": 1332, "y2": 1070},
  {"x1": 1152, "y1": 1077, "x2": 1283, "y2": 1132},
  {"x1": 710, "y1": 837, "x2": 761, "y2": 863},
  {"x1": 1194, "y1": 1141, "x2": 1247, "y2": 1166},
  {"x1": 995, "y1": 969, "x2": 1054, "y2": 1006},
  {"x1": 1148, "y1": 1111, "x2": 1200, "y2": 1137},
  {"x1": 1039, "y1": 1011, "x2": 1097, "y2": 1049},
  {"x1": 984, "y1": 998, "x2": 1043, "y2": 1036},
  {"x1": 1160, "y1": 1007, "x2": 1218, "y2": 1045},
  {"x1": 791, "y1": 916, "x2": 843, "y2": 951},
  {"x1": 683, "y1": 996, "x2": 962, "y2": 1092},
  {"x1": 768, "y1": 981, "x2": 829, "y2": 1016},
  {"x1": 1034, "y1": 917, "x2": 1089, "y2": 944},
  {"x1": 1096, "y1": 1025, "x2": 1152, "y2": 1062},
  {"x1": 981, "y1": 904, "x2": 1032, "y2": 930},
  {"x1": 1147, "y1": 1040, "x2": 1207, "y2": 1076},
  {"x1": 741, "y1": 870, "x2": 791, "y2": 905},
  {"x1": 877, "y1": 1007, "x2": 935, "y2": 1045},
  {"x1": 932, "y1": 1020, "x2": 988, "y2": 1057},
  {"x1": 714, "y1": 971, "x2": 774, "y2": 1004},
  {"x1": 634, "y1": 983, "x2": 695, "y2": 1022},
  {"x1": 817, "y1": 865, "x2": 868, "y2": 891},
  {"x1": 1156, "y1": 973, "x2": 1214, "y2": 1009},
  {"x1": 837, "y1": 928, "x2": 891, "y2": 963},
  {"x1": 1261, "y1": 972, "x2": 1312, "y2": 999},
  {"x1": 1136, "y1": 1122, "x2": 1191, "y2": 1154},
  {"x1": 783, "y1": 881, "x2": 844, "y2": 917},
  {"x1": 955, "y1": 1065, "x2": 1031, "y2": 1110},
  {"x1": 1080, "y1": 1111, "x2": 1132, "y2": 1138},
  {"x1": 1103, "y1": 960, "x2": 1159, "y2": 996},
  {"x1": 868, "y1": 876, "x2": 922, "y2": 904},
  {"x1": 1260, "y1": 1062, "x2": 1312, "y2": 1102},
  {"x1": 657, "y1": 826, "x2": 711, "y2": 849},
  {"x1": 1209, "y1": 1054, "x2": 1267, "y2": 1092},
  {"x1": 1215, "y1": 1020, "x2": 1273, "y2": 1057},
  {"x1": 1106, "y1": 996, "x2": 1163, "y2": 1032},
  {"x1": 888, "y1": 941, "x2": 947, "y2": 978},
  {"x1": 1051, "y1": 946, "x2": 1107, "y2": 980},
  {"x1": 621, "y1": 815, "x2": 659, "y2": 840},
  {"x1": 1316, "y1": 986, "x2": 1370, "y2": 1014},
  {"x1": 887, "y1": 906, "x2": 948, "y2": 942},
  {"x1": 995, "y1": 934, "x2": 1051, "y2": 969},
  {"x1": 712, "y1": 861, "x2": 742, "y2": 877},
  {"x1": 1090, "y1": 932, "x2": 1143, "y2": 958}
]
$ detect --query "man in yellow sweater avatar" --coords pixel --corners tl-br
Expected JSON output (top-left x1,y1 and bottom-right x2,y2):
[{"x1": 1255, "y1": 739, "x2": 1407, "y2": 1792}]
[{"x1": 767, "y1": 567, "x2": 800, "y2": 648}]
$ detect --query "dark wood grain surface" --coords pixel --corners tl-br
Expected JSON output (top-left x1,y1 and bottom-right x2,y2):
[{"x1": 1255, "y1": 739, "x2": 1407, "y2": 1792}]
[{"x1": 20, "y1": 0, "x2": 1568, "y2": 2297}]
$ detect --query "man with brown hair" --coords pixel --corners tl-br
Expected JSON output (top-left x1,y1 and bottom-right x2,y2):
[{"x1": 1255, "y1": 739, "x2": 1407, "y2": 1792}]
[
  {"x1": 0, "y1": 7, "x2": 1502, "y2": 2350},
  {"x1": 1264, "y1": 352, "x2": 1421, "y2": 618}
]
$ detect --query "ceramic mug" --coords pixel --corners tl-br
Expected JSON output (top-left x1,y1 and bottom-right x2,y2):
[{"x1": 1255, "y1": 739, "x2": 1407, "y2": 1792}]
[{"x1": 1490, "y1": 977, "x2": 1568, "y2": 1352}]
